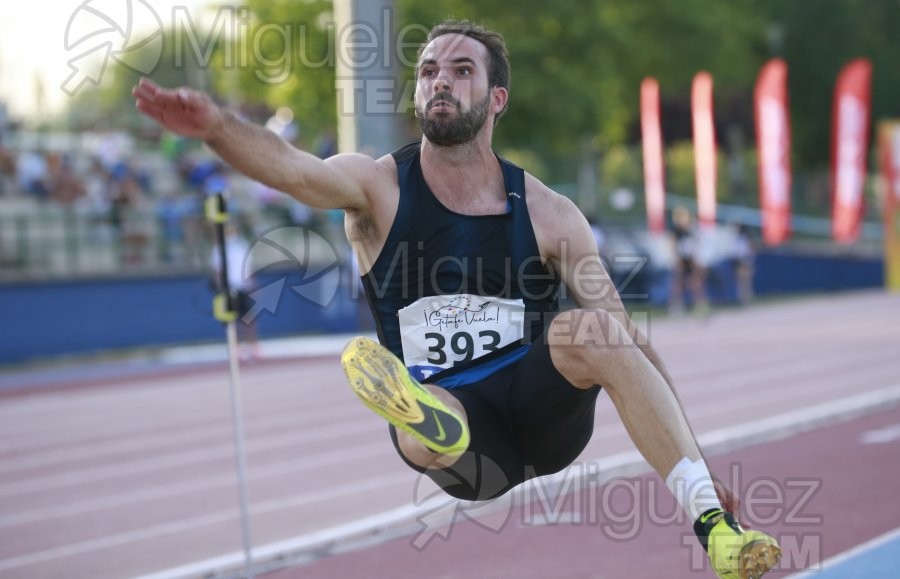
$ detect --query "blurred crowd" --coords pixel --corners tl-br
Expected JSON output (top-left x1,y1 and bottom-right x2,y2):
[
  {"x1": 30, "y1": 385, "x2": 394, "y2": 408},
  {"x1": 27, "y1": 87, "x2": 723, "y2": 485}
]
[
  {"x1": 595, "y1": 211, "x2": 757, "y2": 311},
  {"x1": 0, "y1": 103, "x2": 757, "y2": 310},
  {"x1": 0, "y1": 106, "x2": 339, "y2": 271}
]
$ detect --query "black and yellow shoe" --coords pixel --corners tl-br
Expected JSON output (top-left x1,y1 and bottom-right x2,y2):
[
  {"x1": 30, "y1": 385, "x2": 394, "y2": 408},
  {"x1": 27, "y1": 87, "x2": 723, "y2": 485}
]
[
  {"x1": 341, "y1": 337, "x2": 470, "y2": 456},
  {"x1": 696, "y1": 509, "x2": 781, "y2": 579}
]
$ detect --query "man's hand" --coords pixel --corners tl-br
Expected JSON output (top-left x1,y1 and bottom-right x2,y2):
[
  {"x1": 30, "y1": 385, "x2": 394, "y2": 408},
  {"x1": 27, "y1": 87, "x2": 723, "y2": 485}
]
[{"x1": 132, "y1": 78, "x2": 224, "y2": 141}]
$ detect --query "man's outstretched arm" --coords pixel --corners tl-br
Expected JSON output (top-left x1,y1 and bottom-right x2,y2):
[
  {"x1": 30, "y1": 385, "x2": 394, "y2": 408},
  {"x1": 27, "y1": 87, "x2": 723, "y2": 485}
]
[{"x1": 132, "y1": 78, "x2": 377, "y2": 212}]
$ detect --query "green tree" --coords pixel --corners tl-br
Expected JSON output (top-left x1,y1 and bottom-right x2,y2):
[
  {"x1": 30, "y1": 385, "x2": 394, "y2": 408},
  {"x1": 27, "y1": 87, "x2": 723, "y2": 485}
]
[
  {"x1": 71, "y1": 0, "x2": 900, "y2": 188},
  {"x1": 234, "y1": 0, "x2": 338, "y2": 142},
  {"x1": 397, "y1": 0, "x2": 767, "y2": 180}
]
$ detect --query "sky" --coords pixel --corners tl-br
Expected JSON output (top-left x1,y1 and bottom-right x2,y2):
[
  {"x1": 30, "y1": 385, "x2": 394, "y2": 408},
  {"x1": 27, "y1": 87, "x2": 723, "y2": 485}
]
[{"x1": 0, "y1": 0, "x2": 210, "y2": 123}]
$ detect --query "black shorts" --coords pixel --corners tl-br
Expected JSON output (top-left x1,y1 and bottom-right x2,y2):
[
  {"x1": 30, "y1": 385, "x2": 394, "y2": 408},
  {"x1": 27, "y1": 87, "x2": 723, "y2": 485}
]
[{"x1": 389, "y1": 331, "x2": 602, "y2": 501}]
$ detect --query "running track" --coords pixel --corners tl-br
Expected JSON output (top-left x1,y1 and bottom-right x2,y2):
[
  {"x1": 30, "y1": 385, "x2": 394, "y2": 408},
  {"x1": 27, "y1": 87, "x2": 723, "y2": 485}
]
[{"x1": 0, "y1": 291, "x2": 898, "y2": 578}]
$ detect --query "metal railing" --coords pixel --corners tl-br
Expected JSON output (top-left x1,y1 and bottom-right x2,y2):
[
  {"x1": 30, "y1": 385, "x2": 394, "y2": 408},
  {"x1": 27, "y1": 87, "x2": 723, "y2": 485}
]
[{"x1": 0, "y1": 206, "x2": 217, "y2": 280}]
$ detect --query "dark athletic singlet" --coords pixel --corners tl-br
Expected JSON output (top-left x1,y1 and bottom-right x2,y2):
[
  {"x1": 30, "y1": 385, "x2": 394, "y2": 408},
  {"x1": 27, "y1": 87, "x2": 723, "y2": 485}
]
[{"x1": 361, "y1": 142, "x2": 560, "y2": 388}]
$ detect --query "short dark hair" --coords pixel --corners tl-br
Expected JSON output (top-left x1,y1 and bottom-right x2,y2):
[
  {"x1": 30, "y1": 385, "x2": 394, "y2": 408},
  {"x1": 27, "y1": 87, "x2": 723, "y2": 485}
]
[{"x1": 419, "y1": 20, "x2": 511, "y2": 121}]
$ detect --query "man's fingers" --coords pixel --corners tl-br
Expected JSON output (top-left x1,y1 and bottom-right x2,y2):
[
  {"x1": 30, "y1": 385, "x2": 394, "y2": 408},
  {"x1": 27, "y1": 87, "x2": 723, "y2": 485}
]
[
  {"x1": 131, "y1": 83, "x2": 157, "y2": 102},
  {"x1": 176, "y1": 88, "x2": 205, "y2": 109},
  {"x1": 133, "y1": 78, "x2": 209, "y2": 113},
  {"x1": 135, "y1": 99, "x2": 164, "y2": 123},
  {"x1": 137, "y1": 77, "x2": 160, "y2": 95}
]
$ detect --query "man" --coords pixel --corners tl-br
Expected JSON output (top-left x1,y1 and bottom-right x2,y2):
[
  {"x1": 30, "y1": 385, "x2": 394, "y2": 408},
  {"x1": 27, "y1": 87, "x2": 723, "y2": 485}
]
[{"x1": 133, "y1": 20, "x2": 780, "y2": 578}]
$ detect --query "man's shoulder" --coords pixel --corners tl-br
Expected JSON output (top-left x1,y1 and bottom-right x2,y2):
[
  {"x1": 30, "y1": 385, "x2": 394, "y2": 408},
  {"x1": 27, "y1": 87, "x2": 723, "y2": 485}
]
[
  {"x1": 524, "y1": 173, "x2": 578, "y2": 216},
  {"x1": 323, "y1": 152, "x2": 398, "y2": 191}
]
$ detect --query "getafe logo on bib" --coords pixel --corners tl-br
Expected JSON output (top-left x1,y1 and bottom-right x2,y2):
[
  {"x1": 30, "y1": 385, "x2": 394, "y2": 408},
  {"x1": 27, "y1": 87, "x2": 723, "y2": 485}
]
[{"x1": 398, "y1": 294, "x2": 526, "y2": 381}]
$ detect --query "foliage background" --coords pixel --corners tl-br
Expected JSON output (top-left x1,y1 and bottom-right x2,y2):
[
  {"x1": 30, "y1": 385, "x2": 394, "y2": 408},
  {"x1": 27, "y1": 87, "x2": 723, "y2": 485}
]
[{"x1": 65, "y1": 0, "x2": 900, "y2": 212}]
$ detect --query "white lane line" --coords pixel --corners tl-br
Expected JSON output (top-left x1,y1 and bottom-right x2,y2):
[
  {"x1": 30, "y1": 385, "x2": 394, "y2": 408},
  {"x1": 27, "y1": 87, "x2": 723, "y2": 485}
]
[
  {"x1": 0, "y1": 471, "x2": 412, "y2": 572},
  {"x1": 134, "y1": 383, "x2": 900, "y2": 579},
  {"x1": 859, "y1": 423, "x2": 900, "y2": 444},
  {"x1": 157, "y1": 333, "x2": 368, "y2": 365},
  {"x1": 0, "y1": 419, "x2": 378, "y2": 498},
  {"x1": 0, "y1": 372, "x2": 342, "y2": 455},
  {"x1": 0, "y1": 442, "x2": 389, "y2": 528},
  {"x1": 697, "y1": 383, "x2": 900, "y2": 456},
  {"x1": 133, "y1": 500, "x2": 449, "y2": 579},
  {"x1": 0, "y1": 402, "x2": 356, "y2": 475},
  {"x1": 784, "y1": 525, "x2": 900, "y2": 578},
  {"x1": 674, "y1": 344, "x2": 900, "y2": 398}
]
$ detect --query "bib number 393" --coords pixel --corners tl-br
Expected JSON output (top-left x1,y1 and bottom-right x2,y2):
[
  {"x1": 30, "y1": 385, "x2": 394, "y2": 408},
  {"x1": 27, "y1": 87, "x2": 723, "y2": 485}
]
[
  {"x1": 423, "y1": 329, "x2": 502, "y2": 365},
  {"x1": 398, "y1": 294, "x2": 525, "y2": 380}
]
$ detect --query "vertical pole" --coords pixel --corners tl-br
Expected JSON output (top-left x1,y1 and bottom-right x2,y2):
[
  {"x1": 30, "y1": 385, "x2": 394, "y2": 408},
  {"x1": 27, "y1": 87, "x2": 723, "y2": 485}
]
[
  {"x1": 333, "y1": 0, "x2": 402, "y2": 156},
  {"x1": 205, "y1": 193, "x2": 254, "y2": 577}
]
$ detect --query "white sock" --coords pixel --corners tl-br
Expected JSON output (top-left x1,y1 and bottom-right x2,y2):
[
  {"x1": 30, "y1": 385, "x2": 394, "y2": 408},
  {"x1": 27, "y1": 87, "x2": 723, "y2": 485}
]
[{"x1": 665, "y1": 457, "x2": 723, "y2": 521}]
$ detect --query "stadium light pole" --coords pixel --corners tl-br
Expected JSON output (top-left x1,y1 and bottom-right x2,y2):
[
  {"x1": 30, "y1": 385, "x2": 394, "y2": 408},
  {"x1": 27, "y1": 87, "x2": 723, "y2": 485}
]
[{"x1": 333, "y1": 0, "x2": 403, "y2": 156}]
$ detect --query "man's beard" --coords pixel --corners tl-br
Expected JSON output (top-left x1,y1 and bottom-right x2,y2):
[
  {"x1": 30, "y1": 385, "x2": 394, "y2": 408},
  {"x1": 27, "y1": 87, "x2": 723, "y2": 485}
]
[{"x1": 415, "y1": 92, "x2": 491, "y2": 146}]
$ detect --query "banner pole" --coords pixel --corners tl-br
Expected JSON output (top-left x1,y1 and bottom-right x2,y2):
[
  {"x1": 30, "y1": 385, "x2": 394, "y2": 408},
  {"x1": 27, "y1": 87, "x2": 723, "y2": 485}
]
[{"x1": 206, "y1": 192, "x2": 254, "y2": 577}]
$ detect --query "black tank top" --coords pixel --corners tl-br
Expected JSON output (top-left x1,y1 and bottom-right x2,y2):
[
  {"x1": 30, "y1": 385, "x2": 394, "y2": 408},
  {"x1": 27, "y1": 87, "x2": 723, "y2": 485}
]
[{"x1": 361, "y1": 142, "x2": 560, "y2": 386}]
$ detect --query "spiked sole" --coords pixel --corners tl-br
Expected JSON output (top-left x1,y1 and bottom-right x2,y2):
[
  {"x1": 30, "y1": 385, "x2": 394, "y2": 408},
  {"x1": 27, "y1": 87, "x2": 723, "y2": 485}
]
[
  {"x1": 341, "y1": 337, "x2": 470, "y2": 456},
  {"x1": 737, "y1": 535, "x2": 781, "y2": 579}
]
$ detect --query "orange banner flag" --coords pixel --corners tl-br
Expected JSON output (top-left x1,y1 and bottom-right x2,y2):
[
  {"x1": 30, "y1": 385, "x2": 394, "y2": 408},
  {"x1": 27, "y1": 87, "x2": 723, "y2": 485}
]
[
  {"x1": 831, "y1": 59, "x2": 873, "y2": 244},
  {"x1": 641, "y1": 77, "x2": 666, "y2": 233},
  {"x1": 692, "y1": 72, "x2": 717, "y2": 228},
  {"x1": 754, "y1": 59, "x2": 792, "y2": 246}
]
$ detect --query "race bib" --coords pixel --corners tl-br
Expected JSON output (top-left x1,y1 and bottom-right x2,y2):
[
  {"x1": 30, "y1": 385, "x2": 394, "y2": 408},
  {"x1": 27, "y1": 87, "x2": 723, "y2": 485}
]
[{"x1": 398, "y1": 294, "x2": 526, "y2": 380}]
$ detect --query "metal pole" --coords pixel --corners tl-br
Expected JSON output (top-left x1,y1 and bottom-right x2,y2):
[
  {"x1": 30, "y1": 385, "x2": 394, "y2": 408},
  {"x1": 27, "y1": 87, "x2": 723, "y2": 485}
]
[{"x1": 205, "y1": 192, "x2": 254, "y2": 577}]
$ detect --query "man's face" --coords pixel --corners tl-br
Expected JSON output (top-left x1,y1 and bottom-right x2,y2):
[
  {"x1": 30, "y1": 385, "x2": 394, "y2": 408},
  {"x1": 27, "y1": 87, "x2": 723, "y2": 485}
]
[{"x1": 414, "y1": 34, "x2": 493, "y2": 146}]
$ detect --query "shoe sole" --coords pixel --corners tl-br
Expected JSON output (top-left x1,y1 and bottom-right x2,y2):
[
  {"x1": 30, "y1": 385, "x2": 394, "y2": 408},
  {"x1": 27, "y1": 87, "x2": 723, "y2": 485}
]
[
  {"x1": 341, "y1": 337, "x2": 469, "y2": 456},
  {"x1": 738, "y1": 535, "x2": 782, "y2": 579}
]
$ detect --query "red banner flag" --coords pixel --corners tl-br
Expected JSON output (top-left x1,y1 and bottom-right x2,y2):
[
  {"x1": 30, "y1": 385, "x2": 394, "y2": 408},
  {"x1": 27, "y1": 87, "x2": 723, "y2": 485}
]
[
  {"x1": 831, "y1": 59, "x2": 873, "y2": 244},
  {"x1": 641, "y1": 77, "x2": 666, "y2": 233},
  {"x1": 754, "y1": 59, "x2": 792, "y2": 246},
  {"x1": 692, "y1": 72, "x2": 717, "y2": 228},
  {"x1": 881, "y1": 123, "x2": 900, "y2": 211},
  {"x1": 879, "y1": 122, "x2": 900, "y2": 291}
]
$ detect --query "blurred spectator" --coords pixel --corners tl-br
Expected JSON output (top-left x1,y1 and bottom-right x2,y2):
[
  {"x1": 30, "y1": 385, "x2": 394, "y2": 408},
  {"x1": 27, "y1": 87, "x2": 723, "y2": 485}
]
[
  {"x1": 0, "y1": 143, "x2": 14, "y2": 196},
  {"x1": 16, "y1": 149, "x2": 50, "y2": 201},
  {"x1": 732, "y1": 223, "x2": 756, "y2": 305},
  {"x1": 669, "y1": 207, "x2": 709, "y2": 314},
  {"x1": 314, "y1": 131, "x2": 338, "y2": 159},
  {"x1": 96, "y1": 131, "x2": 132, "y2": 171},
  {"x1": 75, "y1": 158, "x2": 114, "y2": 240},
  {"x1": 108, "y1": 163, "x2": 148, "y2": 264},
  {"x1": 160, "y1": 132, "x2": 188, "y2": 162},
  {"x1": 289, "y1": 200, "x2": 315, "y2": 227},
  {"x1": 48, "y1": 154, "x2": 86, "y2": 206},
  {"x1": 264, "y1": 107, "x2": 299, "y2": 143},
  {"x1": 210, "y1": 222, "x2": 259, "y2": 360},
  {"x1": 157, "y1": 189, "x2": 201, "y2": 263}
]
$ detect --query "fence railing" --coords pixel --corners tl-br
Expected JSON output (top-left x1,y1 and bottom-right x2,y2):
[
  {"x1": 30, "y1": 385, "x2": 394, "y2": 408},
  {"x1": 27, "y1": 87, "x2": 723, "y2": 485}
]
[
  {"x1": 0, "y1": 191, "x2": 884, "y2": 282},
  {"x1": 0, "y1": 208, "x2": 216, "y2": 280}
]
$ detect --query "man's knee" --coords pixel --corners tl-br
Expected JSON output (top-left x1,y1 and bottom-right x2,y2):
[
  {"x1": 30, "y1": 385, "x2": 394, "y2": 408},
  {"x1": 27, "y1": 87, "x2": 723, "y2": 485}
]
[
  {"x1": 548, "y1": 308, "x2": 632, "y2": 386},
  {"x1": 549, "y1": 308, "x2": 631, "y2": 352}
]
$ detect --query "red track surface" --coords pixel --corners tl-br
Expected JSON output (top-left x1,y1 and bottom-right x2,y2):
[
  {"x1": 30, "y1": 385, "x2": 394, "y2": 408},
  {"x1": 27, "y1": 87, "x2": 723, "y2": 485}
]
[
  {"x1": 1, "y1": 291, "x2": 899, "y2": 578},
  {"x1": 273, "y1": 404, "x2": 900, "y2": 578}
]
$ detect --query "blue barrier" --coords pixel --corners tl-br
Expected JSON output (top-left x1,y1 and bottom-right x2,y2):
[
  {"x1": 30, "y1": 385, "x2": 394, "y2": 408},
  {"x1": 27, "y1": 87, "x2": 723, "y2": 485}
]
[
  {"x1": 753, "y1": 251, "x2": 883, "y2": 294},
  {"x1": 1, "y1": 271, "x2": 360, "y2": 365},
  {"x1": 615, "y1": 250, "x2": 883, "y2": 307},
  {"x1": 0, "y1": 250, "x2": 885, "y2": 365}
]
